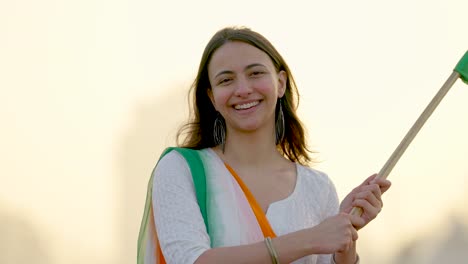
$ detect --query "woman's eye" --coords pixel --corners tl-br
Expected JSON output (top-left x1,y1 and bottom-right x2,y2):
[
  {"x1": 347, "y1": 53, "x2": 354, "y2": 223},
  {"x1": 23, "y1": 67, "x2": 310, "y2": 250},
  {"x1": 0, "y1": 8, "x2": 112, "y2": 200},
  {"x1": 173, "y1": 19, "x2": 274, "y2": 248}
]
[
  {"x1": 251, "y1": 71, "x2": 264, "y2": 76},
  {"x1": 218, "y1": 78, "x2": 232, "y2": 85}
]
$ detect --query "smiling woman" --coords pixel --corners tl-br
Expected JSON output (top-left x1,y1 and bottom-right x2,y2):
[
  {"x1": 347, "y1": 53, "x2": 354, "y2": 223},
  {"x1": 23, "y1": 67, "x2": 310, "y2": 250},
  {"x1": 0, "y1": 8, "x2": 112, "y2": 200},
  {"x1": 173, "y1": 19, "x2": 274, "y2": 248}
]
[
  {"x1": 138, "y1": 26, "x2": 391, "y2": 264},
  {"x1": 176, "y1": 27, "x2": 310, "y2": 163},
  {"x1": 207, "y1": 41, "x2": 287, "y2": 145}
]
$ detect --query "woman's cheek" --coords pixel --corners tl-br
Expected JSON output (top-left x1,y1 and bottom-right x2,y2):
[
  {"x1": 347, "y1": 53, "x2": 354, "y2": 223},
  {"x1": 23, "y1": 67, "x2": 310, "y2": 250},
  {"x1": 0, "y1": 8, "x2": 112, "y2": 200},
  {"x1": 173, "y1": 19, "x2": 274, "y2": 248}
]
[
  {"x1": 212, "y1": 88, "x2": 233, "y2": 107},
  {"x1": 253, "y1": 78, "x2": 276, "y2": 94}
]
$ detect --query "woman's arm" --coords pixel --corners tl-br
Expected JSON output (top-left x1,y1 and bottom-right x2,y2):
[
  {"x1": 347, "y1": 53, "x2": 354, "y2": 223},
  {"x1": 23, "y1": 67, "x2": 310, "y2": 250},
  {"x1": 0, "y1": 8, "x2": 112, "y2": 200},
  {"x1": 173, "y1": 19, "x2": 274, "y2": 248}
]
[
  {"x1": 152, "y1": 151, "x2": 211, "y2": 263},
  {"x1": 196, "y1": 213, "x2": 358, "y2": 264},
  {"x1": 195, "y1": 229, "x2": 310, "y2": 264}
]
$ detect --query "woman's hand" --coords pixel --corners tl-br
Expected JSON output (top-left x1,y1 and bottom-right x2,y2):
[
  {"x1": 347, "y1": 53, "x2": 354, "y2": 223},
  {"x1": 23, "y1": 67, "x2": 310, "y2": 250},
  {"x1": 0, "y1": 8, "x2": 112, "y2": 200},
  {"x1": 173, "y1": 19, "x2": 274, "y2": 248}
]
[
  {"x1": 340, "y1": 174, "x2": 392, "y2": 230},
  {"x1": 307, "y1": 213, "x2": 361, "y2": 254}
]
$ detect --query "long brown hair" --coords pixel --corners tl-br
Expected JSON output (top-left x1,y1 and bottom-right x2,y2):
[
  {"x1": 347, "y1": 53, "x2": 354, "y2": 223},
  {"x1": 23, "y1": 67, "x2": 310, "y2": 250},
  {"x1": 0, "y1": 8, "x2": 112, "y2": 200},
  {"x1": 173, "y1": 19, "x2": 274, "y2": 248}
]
[{"x1": 177, "y1": 26, "x2": 313, "y2": 165}]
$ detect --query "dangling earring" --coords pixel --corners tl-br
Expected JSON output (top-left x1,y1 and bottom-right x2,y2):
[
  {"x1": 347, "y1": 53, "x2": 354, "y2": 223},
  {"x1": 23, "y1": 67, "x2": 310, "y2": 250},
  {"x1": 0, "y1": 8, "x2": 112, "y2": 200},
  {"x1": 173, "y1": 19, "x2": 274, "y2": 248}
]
[
  {"x1": 213, "y1": 113, "x2": 226, "y2": 150},
  {"x1": 275, "y1": 98, "x2": 285, "y2": 144}
]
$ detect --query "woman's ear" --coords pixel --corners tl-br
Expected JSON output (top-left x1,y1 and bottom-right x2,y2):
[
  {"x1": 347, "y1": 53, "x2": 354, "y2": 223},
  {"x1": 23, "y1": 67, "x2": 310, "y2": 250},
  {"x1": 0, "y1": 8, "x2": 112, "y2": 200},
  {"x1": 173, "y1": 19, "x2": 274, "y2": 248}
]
[
  {"x1": 277, "y1": 70, "x2": 287, "y2": 98},
  {"x1": 207, "y1": 88, "x2": 217, "y2": 110}
]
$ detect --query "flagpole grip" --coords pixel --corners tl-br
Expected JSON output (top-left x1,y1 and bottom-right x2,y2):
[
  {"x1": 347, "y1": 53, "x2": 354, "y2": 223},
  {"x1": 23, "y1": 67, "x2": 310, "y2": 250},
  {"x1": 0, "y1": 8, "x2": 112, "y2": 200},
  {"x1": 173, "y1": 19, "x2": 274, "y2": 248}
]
[{"x1": 351, "y1": 70, "x2": 460, "y2": 217}]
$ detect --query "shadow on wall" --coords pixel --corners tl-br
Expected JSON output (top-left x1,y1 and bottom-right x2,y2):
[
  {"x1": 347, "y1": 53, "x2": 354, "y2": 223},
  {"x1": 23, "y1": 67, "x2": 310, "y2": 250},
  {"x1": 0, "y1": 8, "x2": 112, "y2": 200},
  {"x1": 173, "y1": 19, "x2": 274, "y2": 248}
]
[
  {"x1": 118, "y1": 87, "x2": 188, "y2": 263},
  {"x1": 0, "y1": 204, "x2": 52, "y2": 264},
  {"x1": 392, "y1": 214, "x2": 468, "y2": 263}
]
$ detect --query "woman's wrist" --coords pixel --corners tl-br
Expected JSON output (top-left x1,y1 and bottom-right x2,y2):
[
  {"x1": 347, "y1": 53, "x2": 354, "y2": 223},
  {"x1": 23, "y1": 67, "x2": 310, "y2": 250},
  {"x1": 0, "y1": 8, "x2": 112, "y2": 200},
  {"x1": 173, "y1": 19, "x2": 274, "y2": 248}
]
[
  {"x1": 332, "y1": 241, "x2": 358, "y2": 264},
  {"x1": 332, "y1": 254, "x2": 359, "y2": 264},
  {"x1": 269, "y1": 229, "x2": 318, "y2": 263}
]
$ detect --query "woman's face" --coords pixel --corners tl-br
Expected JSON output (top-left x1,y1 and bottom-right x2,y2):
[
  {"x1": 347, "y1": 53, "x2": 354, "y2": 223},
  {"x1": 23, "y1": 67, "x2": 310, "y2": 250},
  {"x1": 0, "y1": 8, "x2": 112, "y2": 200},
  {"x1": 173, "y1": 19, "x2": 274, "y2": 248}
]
[{"x1": 207, "y1": 41, "x2": 286, "y2": 136}]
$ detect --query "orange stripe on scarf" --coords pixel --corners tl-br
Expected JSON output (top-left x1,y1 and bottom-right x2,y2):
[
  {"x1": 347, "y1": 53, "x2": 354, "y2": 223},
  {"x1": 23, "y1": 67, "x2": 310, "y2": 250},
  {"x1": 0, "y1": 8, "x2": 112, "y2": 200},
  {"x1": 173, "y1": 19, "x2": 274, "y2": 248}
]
[
  {"x1": 224, "y1": 163, "x2": 277, "y2": 238},
  {"x1": 151, "y1": 205, "x2": 166, "y2": 264}
]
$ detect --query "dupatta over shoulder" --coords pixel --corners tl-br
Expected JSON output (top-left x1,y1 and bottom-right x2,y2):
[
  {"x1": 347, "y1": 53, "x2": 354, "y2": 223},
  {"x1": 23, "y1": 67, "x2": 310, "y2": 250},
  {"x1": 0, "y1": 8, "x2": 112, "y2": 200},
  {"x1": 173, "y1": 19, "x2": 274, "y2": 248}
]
[{"x1": 137, "y1": 148, "x2": 276, "y2": 264}]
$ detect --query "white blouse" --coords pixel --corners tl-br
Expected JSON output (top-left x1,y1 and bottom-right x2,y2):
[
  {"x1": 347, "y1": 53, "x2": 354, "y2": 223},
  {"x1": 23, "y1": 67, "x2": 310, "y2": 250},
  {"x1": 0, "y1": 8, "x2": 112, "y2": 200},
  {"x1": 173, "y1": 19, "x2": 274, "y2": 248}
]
[{"x1": 152, "y1": 149, "x2": 340, "y2": 264}]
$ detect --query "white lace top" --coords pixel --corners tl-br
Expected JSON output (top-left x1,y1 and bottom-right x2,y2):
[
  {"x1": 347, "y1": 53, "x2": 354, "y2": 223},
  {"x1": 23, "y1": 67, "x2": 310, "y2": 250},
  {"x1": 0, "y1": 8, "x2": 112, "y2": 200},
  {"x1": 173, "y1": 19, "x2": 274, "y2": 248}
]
[{"x1": 152, "y1": 149, "x2": 340, "y2": 264}]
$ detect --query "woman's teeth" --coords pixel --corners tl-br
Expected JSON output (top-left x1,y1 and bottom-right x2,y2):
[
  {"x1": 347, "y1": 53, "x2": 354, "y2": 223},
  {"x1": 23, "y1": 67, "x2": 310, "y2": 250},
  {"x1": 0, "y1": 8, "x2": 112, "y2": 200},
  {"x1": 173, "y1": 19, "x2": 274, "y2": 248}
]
[{"x1": 234, "y1": 101, "x2": 259, "y2": 110}]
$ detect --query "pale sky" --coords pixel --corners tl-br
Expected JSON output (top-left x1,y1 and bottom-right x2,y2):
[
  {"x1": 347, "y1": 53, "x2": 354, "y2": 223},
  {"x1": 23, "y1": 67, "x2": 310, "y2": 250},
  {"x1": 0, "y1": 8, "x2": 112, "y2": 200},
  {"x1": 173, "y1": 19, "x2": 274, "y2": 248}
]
[{"x1": 1, "y1": 0, "x2": 468, "y2": 263}]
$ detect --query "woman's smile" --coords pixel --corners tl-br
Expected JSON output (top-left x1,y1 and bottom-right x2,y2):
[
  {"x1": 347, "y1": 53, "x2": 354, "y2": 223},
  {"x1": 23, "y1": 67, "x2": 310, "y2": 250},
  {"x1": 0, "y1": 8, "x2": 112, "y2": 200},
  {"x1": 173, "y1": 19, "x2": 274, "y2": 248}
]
[{"x1": 233, "y1": 100, "x2": 261, "y2": 110}]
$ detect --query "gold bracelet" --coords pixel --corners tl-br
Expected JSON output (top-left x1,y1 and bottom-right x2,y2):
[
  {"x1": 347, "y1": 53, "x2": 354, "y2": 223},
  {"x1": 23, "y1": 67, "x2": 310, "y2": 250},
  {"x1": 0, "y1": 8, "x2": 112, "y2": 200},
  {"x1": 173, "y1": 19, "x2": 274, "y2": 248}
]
[
  {"x1": 332, "y1": 253, "x2": 360, "y2": 264},
  {"x1": 265, "y1": 237, "x2": 280, "y2": 264}
]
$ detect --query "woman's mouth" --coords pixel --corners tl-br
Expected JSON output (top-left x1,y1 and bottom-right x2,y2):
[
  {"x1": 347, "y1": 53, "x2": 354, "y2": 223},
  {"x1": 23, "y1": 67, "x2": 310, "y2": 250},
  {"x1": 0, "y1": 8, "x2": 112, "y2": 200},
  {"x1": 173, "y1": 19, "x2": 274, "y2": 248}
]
[{"x1": 233, "y1": 101, "x2": 260, "y2": 110}]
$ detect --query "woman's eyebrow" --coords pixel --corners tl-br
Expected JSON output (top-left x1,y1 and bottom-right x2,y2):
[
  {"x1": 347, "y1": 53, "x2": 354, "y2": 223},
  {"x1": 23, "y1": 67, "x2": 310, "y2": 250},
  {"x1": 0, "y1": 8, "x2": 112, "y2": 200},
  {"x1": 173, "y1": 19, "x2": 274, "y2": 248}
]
[
  {"x1": 214, "y1": 70, "x2": 234, "y2": 79},
  {"x1": 245, "y1": 63, "x2": 267, "y2": 71},
  {"x1": 214, "y1": 63, "x2": 267, "y2": 78}
]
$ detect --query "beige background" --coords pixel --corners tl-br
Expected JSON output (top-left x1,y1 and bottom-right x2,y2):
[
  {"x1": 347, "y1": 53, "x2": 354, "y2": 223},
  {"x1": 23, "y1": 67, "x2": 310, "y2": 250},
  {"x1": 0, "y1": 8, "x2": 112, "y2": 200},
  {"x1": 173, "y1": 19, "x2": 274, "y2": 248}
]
[{"x1": 1, "y1": 0, "x2": 468, "y2": 263}]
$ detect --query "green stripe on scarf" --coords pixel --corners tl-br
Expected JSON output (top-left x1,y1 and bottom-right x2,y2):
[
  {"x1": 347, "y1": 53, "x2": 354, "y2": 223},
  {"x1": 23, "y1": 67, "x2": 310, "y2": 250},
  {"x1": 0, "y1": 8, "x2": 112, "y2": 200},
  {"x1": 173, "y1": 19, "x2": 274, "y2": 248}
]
[{"x1": 137, "y1": 147, "x2": 209, "y2": 263}]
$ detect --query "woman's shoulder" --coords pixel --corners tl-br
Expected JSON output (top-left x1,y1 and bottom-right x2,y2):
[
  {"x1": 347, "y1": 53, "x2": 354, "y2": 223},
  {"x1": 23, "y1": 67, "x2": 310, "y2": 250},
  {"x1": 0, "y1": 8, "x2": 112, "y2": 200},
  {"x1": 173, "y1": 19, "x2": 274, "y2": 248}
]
[
  {"x1": 296, "y1": 163, "x2": 336, "y2": 190},
  {"x1": 153, "y1": 147, "x2": 213, "y2": 178},
  {"x1": 156, "y1": 147, "x2": 211, "y2": 166},
  {"x1": 152, "y1": 148, "x2": 206, "y2": 196},
  {"x1": 152, "y1": 148, "x2": 196, "y2": 183},
  {"x1": 155, "y1": 148, "x2": 187, "y2": 168}
]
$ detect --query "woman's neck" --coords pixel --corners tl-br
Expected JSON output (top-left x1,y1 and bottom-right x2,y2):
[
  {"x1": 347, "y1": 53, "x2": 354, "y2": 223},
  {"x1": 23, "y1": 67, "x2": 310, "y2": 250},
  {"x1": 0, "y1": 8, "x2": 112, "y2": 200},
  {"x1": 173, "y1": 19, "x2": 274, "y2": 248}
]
[{"x1": 217, "y1": 129, "x2": 285, "y2": 169}]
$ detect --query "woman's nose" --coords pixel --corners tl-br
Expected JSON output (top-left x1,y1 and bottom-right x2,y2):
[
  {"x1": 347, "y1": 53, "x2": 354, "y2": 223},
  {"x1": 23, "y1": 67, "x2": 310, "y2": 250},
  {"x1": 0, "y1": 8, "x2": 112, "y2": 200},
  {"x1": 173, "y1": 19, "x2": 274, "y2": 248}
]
[{"x1": 233, "y1": 77, "x2": 252, "y2": 97}]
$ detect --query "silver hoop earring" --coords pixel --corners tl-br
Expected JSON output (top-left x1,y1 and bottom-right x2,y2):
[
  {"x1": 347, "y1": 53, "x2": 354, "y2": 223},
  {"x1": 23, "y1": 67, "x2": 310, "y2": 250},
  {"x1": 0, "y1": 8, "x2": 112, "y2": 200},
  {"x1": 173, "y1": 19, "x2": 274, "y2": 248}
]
[
  {"x1": 213, "y1": 113, "x2": 226, "y2": 150},
  {"x1": 275, "y1": 99, "x2": 285, "y2": 144}
]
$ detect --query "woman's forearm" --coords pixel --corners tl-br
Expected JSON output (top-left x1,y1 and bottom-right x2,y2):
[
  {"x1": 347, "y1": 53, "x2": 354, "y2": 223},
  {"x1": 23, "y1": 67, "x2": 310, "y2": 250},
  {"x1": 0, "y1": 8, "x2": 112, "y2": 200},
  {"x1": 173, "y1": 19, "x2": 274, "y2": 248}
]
[
  {"x1": 194, "y1": 220, "x2": 359, "y2": 264},
  {"x1": 194, "y1": 229, "x2": 312, "y2": 264}
]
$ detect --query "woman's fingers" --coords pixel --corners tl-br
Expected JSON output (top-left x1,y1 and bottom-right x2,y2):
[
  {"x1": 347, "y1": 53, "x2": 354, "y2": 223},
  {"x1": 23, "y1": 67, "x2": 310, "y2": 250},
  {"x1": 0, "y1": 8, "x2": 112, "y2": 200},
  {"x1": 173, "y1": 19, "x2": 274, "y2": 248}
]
[
  {"x1": 339, "y1": 174, "x2": 393, "y2": 231},
  {"x1": 359, "y1": 174, "x2": 391, "y2": 193},
  {"x1": 355, "y1": 175, "x2": 392, "y2": 208},
  {"x1": 353, "y1": 199, "x2": 380, "y2": 222},
  {"x1": 355, "y1": 185, "x2": 383, "y2": 208},
  {"x1": 349, "y1": 214, "x2": 365, "y2": 233},
  {"x1": 372, "y1": 177, "x2": 392, "y2": 194},
  {"x1": 352, "y1": 227, "x2": 358, "y2": 241},
  {"x1": 351, "y1": 181, "x2": 388, "y2": 227},
  {"x1": 354, "y1": 192, "x2": 381, "y2": 212}
]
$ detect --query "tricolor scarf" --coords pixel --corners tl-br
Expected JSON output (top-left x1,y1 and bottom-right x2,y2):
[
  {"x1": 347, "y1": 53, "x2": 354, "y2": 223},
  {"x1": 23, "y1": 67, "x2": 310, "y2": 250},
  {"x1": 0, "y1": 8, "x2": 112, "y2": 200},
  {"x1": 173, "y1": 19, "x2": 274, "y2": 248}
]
[{"x1": 137, "y1": 147, "x2": 277, "y2": 264}]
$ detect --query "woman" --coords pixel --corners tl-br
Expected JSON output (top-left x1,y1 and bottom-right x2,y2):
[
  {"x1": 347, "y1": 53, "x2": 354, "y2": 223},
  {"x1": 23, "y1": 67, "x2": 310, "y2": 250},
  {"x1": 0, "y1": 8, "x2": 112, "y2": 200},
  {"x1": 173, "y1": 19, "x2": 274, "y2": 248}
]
[{"x1": 139, "y1": 26, "x2": 391, "y2": 264}]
